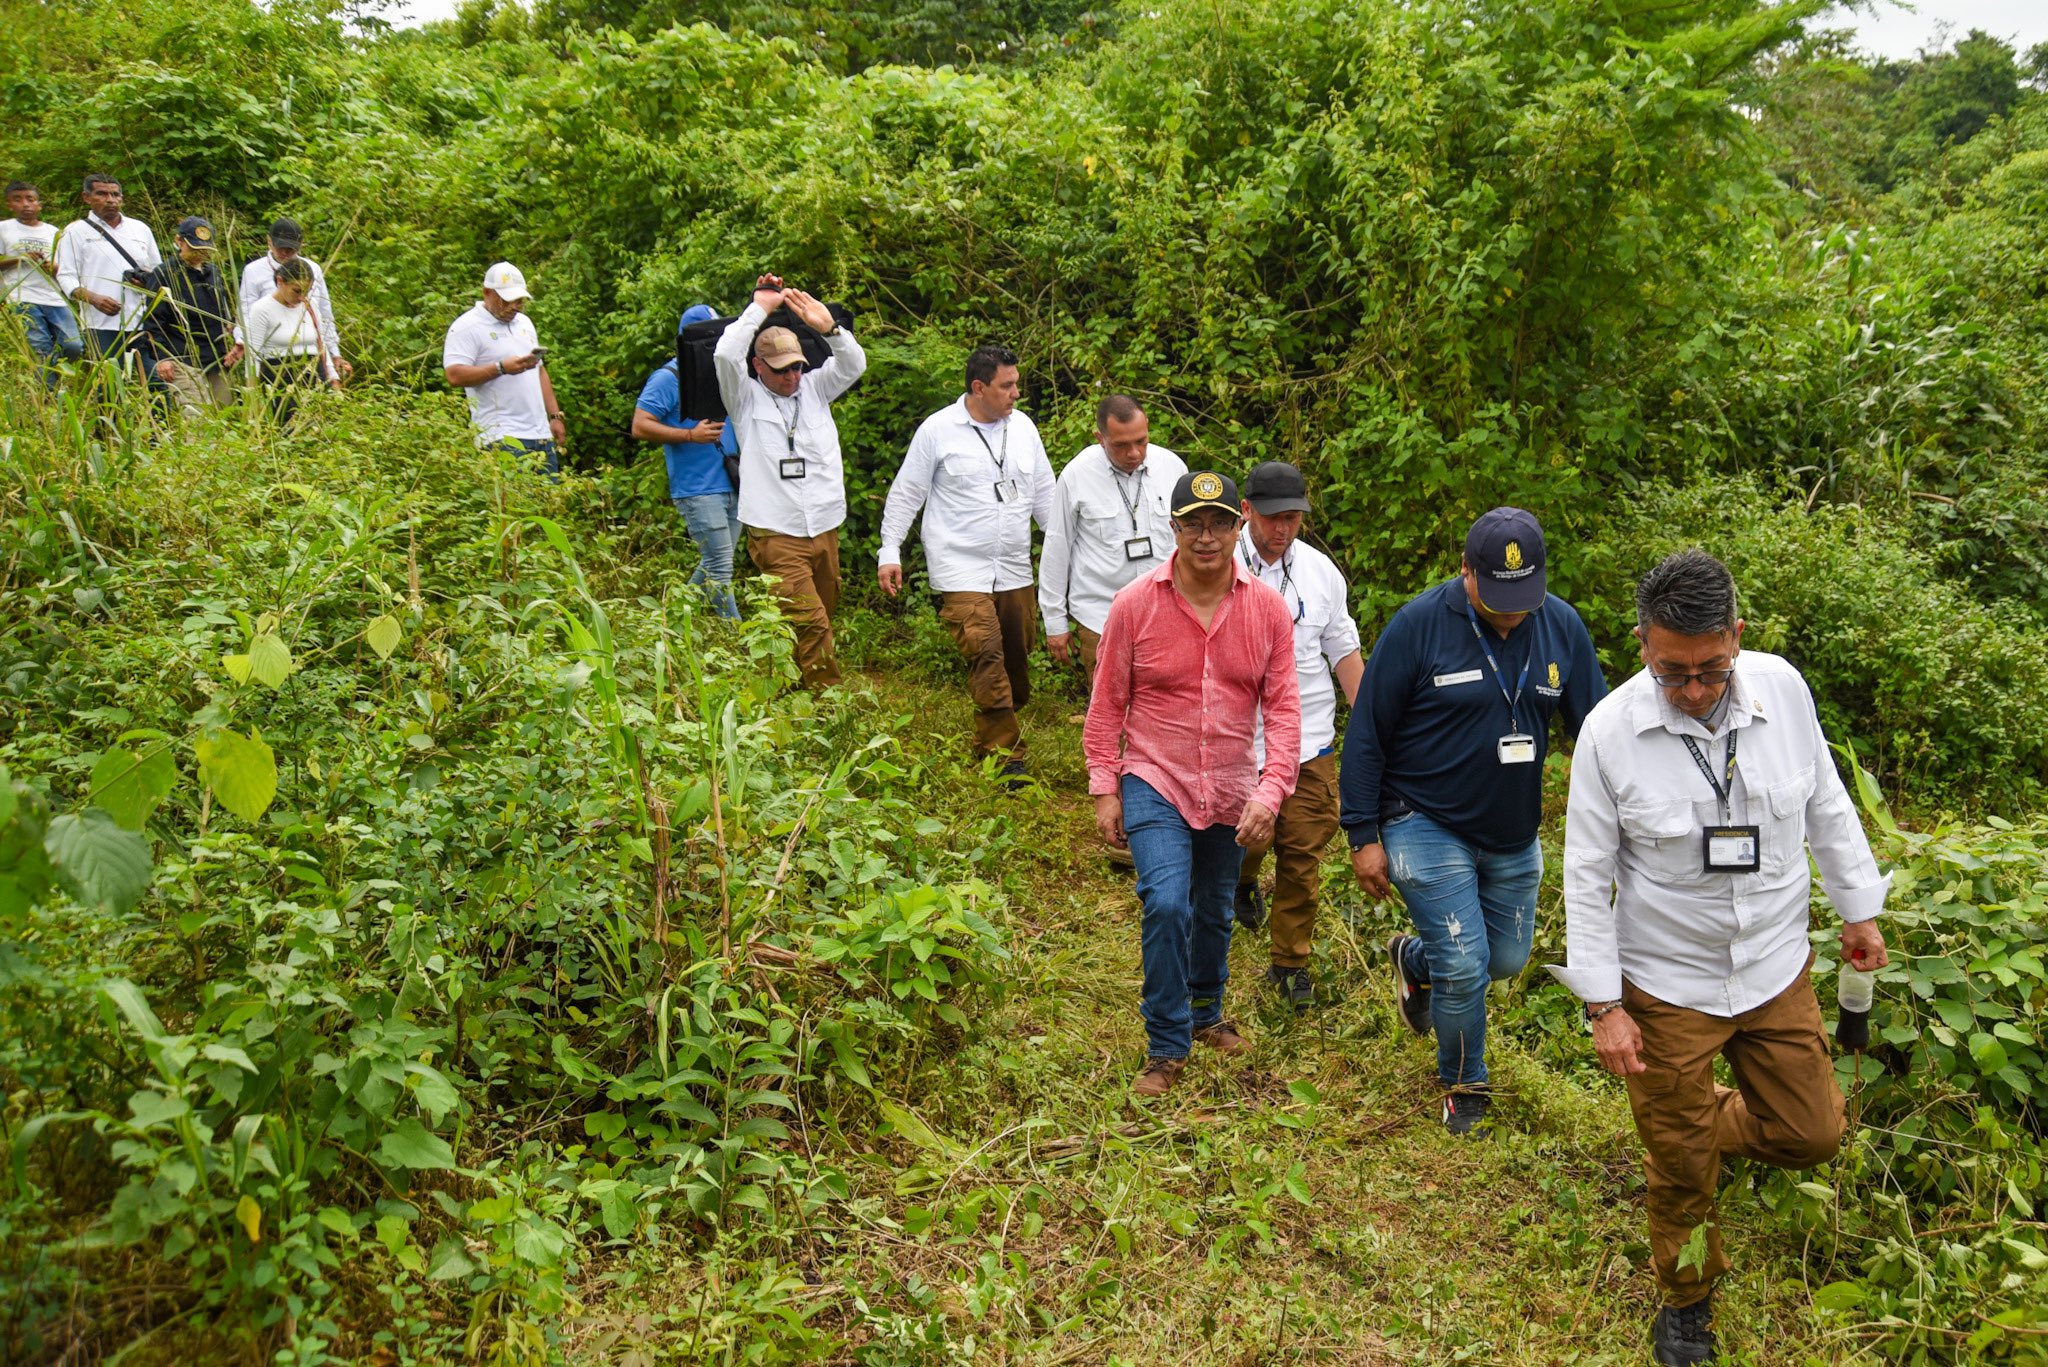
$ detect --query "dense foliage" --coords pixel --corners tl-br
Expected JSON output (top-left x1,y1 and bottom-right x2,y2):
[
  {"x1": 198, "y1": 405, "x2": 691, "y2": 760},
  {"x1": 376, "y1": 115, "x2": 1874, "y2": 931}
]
[{"x1": 2, "y1": 0, "x2": 2045, "y2": 1361}]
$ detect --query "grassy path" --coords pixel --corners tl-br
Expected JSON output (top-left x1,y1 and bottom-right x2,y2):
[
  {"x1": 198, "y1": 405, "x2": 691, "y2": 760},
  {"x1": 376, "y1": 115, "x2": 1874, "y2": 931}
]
[{"x1": 592, "y1": 651, "x2": 1850, "y2": 1366}]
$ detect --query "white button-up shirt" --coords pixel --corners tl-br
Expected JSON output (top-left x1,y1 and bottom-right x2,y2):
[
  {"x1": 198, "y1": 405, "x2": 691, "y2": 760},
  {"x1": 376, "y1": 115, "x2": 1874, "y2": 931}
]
[
  {"x1": 237, "y1": 252, "x2": 341, "y2": 363},
  {"x1": 1551, "y1": 651, "x2": 1889, "y2": 1017},
  {"x1": 879, "y1": 399, "x2": 1054, "y2": 594},
  {"x1": 1238, "y1": 529, "x2": 1362, "y2": 765},
  {"x1": 53, "y1": 213, "x2": 161, "y2": 332},
  {"x1": 1038, "y1": 442, "x2": 1186, "y2": 636},
  {"x1": 712, "y1": 302, "x2": 867, "y2": 539}
]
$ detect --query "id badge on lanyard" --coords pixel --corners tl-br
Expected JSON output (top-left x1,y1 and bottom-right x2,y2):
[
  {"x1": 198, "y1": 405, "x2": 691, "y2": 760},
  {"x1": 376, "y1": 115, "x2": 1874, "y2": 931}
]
[
  {"x1": 1123, "y1": 536, "x2": 1153, "y2": 561},
  {"x1": 776, "y1": 399, "x2": 804, "y2": 479},
  {"x1": 1683, "y1": 731, "x2": 1759, "y2": 872},
  {"x1": 1466, "y1": 604, "x2": 1533, "y2": 765}
]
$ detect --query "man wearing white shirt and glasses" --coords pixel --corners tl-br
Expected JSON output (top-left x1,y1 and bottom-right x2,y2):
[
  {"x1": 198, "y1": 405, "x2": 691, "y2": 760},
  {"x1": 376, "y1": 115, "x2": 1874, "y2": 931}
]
[
  {"x1": 712, "y1": 273, "x2": 867, "y2": 688},
  {"x1": 1038, "y1": 394, "x2": 1185, "y2": 680},
  {"x1": 1232, "y1": 462, "x2": 1363, "y2": 1008},
  {"x1": 879, "y1": 344, "x2": 1055, "y2": 781},
  {"x1": 1550, "y1": 549, "x2": 1891, "y2": 1367}
]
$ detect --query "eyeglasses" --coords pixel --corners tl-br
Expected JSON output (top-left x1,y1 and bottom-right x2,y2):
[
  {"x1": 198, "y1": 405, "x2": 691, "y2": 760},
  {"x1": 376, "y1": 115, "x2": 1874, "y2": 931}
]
[
  {"x1": 1648, "y1": 668, "x2": 1735, "y2": 688},
  {"x1": 1173, "y1": 516, "x2": 1239, "y2": 540},
  {"x1": 767, "y1": 361, "x2": 803, "y2": 376}
]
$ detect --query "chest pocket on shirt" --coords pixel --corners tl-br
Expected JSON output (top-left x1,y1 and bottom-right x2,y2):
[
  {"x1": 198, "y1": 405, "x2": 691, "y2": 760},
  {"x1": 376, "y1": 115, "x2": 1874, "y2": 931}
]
[
  {"x1": 1762, "y1": 764, "x2": 1815, "y2": 874},
  {"x1": 937, "y1": 451, "x2": 992, "y2": 493},
  {"x1": 1618, "y1": 798, "x2": 1706, "y2": 885}
]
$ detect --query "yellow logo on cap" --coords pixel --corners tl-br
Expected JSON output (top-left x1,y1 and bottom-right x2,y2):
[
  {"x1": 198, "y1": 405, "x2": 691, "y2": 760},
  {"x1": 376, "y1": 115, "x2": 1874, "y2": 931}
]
[
  {"x1": 1549, "y1": 662, "x2": 1559, "y2": 688},
  {"x1": 1190, "y1": 473, "x2": 1223, "y2": 501},
  {"x1": 194, "y1": 224, "x2": 212, "y2": 242},
  {"x1": 1504, "y1": 541, "x2": 1523, "y2": 571}
]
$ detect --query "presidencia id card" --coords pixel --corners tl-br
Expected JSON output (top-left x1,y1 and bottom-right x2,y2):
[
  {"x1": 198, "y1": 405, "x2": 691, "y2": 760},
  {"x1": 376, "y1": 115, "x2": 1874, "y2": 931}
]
[
  {"x1": 1702, "y1": 825, "x2": 1761, "y2": 873},
  {"x1": 1123, "y1": 536, "x2": 1153, "y2": 561},
  {"x1": 1684, "y1": 731, "x2": 1760, "y2": 872},
  {"x1": 1496, "y1": 732, "x2": 1536, "y2": 765}
]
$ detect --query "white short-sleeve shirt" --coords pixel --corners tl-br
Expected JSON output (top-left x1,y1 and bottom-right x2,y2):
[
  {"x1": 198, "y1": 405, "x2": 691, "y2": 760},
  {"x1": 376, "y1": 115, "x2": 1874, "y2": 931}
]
[
  {"x1": 442, "y1": 302, "x2": 549, "y2": 444},
  {"x1": 0, "y1": 219, "x2": 65, "y2": 307}
]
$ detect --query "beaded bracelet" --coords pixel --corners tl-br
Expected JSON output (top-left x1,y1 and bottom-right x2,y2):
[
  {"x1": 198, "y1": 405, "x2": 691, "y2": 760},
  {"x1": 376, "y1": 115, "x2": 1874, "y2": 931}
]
[{"x1": 1585, "y1": 1001, "x2": 1624, "y2": 1023}]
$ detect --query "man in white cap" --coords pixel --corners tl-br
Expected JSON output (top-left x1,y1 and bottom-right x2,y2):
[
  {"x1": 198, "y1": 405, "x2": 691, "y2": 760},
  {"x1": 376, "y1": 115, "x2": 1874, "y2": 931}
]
[
  {"x1": 712, "y1": 273, "x2": 867, "y2": 687},
  {"x1": 442, "y1": 262, "x2": 565, "y2": 472}
]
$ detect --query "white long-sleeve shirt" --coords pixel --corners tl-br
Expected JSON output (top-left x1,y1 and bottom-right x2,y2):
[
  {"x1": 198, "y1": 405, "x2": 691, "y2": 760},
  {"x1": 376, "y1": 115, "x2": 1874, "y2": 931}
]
[
  {"x1": 53, "y1": 213, "x2": 161, "y2": 332},
  {"x1": 879, "y1": 399, "x2": 1054, "y2": 593},
  {"x1": 712, "y1": 302, "x2": 866, "y2": 539},
  {"x1": 1550, "y1": 651, "x2": 1889, "y2": 1016},
  {"x1": 237, "y1": 252, "x2": 341, "y2": 363},
  {"x1": 1038, "y1": 442, "x2": 1185, "y2": 636},
  {"x1": 1238, "y1": 527, "x2": 1362, "y2": 765},
  {"x1": 244, "y1": 296, "x2": 338, "y2": 380}
]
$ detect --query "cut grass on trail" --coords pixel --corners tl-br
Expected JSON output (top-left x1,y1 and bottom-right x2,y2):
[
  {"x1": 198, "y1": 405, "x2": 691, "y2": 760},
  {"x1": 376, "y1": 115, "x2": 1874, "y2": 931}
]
[{"x1": 568, "y1": 652, "x2": 1855, "y2": 1366}]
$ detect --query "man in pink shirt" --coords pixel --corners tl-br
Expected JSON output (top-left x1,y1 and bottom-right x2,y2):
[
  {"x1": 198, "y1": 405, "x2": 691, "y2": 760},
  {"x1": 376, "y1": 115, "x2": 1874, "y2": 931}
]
[{"x1": 1085, "y1": 470, "x2": 1303, "y2": 1097}]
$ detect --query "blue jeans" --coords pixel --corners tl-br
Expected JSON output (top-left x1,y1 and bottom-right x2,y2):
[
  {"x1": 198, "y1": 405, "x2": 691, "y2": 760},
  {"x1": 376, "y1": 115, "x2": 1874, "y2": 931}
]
[
  {"x1": 1385, "y1": 809, "x2": 1542, "y2": 1089},
  {"x1": 674, "y1": 491, "x2": 741, "y2": 619},
  {"x1": 1124, "y1": 775, "x2": 1241, "y2": 1060},
  {"x1": 17, "y1": 302, "x2": 83, "y2": 384},
  {"x1": 500, "y1": 437, "x2": 560, "y2": 478}
]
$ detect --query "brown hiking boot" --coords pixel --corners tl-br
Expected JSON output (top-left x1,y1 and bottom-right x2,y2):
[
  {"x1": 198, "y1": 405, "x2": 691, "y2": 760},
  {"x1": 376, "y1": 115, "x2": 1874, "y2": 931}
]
[
  {"x1": 1133, "y1": 1056, "x2": 1185, "y2": 1097},
  {"x1": 1192, "y1": 1021, "x2": 1250, "y2": 1055}
]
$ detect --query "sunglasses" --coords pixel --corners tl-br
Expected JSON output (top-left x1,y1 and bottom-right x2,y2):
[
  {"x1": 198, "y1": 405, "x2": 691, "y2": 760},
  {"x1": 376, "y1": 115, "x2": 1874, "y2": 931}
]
[{"x1": 766, "y1": 360, "x2": 804, "y2": 376}]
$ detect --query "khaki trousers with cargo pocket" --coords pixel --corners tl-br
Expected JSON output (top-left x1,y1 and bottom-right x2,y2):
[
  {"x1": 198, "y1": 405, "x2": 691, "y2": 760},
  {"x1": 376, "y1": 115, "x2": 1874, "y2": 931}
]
[
  {"x1": 746, "y1": 529, "x2": 842, "y2": 689},
  {"x1": 1622, "y1": 957, "x2": 1845, "y2": 1307},
  {"x1": 938, "y1": 587, "x2": 1036, "y2": 760}
]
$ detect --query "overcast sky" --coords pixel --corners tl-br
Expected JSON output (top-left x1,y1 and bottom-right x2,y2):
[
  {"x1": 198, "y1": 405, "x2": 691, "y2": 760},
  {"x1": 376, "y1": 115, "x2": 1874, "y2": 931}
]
[{"x1": 383, "y1": 0, "x2": 2048, "y2": 61}]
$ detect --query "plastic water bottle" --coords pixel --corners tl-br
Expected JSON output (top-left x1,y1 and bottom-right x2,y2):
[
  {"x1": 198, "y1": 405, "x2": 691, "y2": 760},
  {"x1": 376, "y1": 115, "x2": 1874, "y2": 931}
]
[{"x1": 1836, "y1": 963, "x2": 1875, "y2": 1052}]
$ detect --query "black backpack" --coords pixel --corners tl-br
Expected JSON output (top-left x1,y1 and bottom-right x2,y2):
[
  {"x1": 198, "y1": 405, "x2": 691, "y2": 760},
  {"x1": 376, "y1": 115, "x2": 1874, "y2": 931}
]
[{"x1": 675, "y1": 301, "x2": 858, "y2": 422}]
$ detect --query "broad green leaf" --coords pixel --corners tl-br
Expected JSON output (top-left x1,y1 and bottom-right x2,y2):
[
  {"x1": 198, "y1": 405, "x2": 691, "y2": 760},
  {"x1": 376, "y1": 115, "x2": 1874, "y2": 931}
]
[
  {"x1": 407, "y1": 1064, "x2": 460, "y2": 1124},
  {"x1": 2001, "y1": 1238, "x2": 2048, "y2": 1272},
  {"x1": 365, "y1": 614, "x2": 402, "y2": 660},
  {"x1": 100, "y1": 979, "x2": 166, "y2": 1041},
  {"x1": 247, "y1": 632, "x2": 294, "y2": 688},
  {"x1": 1811, "y1": 1281, "x2": 1865, "y2": 1313},
  {"x1": 427, "y1": 1238, "x2": 477, "y2": 1281},
  {"x1": 375, "y1": 1118, "x2": 456, "y2": 1172},
  {"x1": 196, "y1": 730, "x2": 278, "y2": 823},
  {"x1": 222, "y1": 653, "x2": 254, "y2": 684},
  {"x1": 1968, "y1": 1033, "x2": 2009, "y2": 1073},
  {"x1": 45, "y1": 809, "x2": 153, "y2": 913},
  {"x1": 88, "y1": 746, "x2": 177, "y2": 831}
]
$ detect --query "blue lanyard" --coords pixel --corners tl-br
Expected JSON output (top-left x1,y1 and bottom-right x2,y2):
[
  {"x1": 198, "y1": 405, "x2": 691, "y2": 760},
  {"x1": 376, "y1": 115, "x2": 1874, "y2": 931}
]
[{"x1": 1464, "y1": 601, "x2": 1528, "y2": 730}]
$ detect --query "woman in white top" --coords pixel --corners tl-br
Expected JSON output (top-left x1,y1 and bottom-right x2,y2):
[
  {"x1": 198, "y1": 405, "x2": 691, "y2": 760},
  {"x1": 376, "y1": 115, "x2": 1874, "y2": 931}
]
[{"x1": 243, "y1": 258, "x2": 340, "y2": 422}]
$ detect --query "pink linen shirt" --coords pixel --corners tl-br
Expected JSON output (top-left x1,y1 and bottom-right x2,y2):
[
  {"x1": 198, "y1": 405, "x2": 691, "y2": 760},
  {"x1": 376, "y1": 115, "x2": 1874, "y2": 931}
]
[{"x1": 1084, "y1": 554, "x2": 1303, "y2": 828}]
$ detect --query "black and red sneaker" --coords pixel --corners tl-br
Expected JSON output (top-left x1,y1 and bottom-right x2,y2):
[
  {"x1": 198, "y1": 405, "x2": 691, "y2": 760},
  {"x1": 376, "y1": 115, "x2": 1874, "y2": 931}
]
[
  {"x1": 1441, "y1": 1090, "x2": 1492, "y2": 1138},
  {"x1": 1388, "y1": 933, "x2": 1432, "y2": 1036}
]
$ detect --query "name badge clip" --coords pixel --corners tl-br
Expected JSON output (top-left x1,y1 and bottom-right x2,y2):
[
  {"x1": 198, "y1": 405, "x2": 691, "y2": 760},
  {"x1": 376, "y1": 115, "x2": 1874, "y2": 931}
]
[
  {"x1": 1702, "y1": 825, "x2": 1761, "y2": 873},
  {"x1": 779, "y1": 457, "x2": 806, "y2": 480},
  {"x1": 1123, "y1": 536, "x2": 1153, "y2": 562},
  {"x1": 1497, "y1": 733, "x2": 1537, "y2": 765}
]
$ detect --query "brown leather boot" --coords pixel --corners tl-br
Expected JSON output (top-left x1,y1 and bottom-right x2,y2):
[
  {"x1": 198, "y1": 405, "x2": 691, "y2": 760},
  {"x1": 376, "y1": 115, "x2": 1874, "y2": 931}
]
[
  {"x1": 1192, "y1": 1021, "x2": 1250, "y2": 1055},
  {"x1": 1132, "y1": 1056, "x2": 1186, "y2": 1097}
]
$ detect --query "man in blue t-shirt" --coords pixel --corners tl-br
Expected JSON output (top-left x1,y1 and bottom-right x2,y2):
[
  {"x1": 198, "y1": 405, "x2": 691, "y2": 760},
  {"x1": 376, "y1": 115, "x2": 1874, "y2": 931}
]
[
  {"x1": 1339, "y1": 508, "x2": 1608, "y2": 1136},
  {"x1": 633, "y1": 304, "x2": 741, "y2": 618}
]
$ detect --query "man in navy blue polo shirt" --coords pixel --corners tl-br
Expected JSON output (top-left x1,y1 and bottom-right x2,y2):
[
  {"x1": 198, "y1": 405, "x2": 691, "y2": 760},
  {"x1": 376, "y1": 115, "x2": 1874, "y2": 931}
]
[{"x1": 1339, "y1": 508, "x2": 1607, "y2": 1134}]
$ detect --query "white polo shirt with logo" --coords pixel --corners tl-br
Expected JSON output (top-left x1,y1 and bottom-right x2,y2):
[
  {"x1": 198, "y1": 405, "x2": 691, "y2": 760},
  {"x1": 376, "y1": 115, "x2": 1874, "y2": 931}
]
[{"x1": 442, "y1": 302, "x2": 549, "y2": 444}]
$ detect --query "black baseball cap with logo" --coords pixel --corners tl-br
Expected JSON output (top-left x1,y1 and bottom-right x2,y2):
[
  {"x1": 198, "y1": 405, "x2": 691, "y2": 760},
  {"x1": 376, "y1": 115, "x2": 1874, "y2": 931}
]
[
  {"x1": 1464, "y1": 507, "x2": 1548, "y2": 614},
  {"x1": 1171, "y1": 470, "x2": 1240, "y2": 518},
  {"x1": 1243, "y1": 461, "x2": 1311, "y2": 515},
  {"x1": 174, "y1": 216, "x2": 216, "y2": 249}
]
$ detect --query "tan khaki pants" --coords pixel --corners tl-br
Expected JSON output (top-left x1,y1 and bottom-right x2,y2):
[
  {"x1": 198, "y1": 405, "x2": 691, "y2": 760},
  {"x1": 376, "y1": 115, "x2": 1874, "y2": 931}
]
[
  {"x1": 1074, "y1": 623, "x2": 1101, "y2": 679},
  {"x1": 746, "y1": 529, "x2": 842, "y2": 689},
  {"x1": 1624, "y1": 960, "x2": 1844, "y2": 1306},
  {"x1": 161, "y1": 359, "x2": 231, "y2": 412},
  {"x1": 938, "y1": 587, "x2": 1036, "y2": 759},
  {"x1": 1237, "y1": 751, "x2": 1340, "y2": 967}
]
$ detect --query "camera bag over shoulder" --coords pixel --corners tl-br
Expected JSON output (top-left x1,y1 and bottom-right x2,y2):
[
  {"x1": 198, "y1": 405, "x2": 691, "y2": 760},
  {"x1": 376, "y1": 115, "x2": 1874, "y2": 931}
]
[{"x1": 674, "y1": 301, "x2": 857, "y2": 423}]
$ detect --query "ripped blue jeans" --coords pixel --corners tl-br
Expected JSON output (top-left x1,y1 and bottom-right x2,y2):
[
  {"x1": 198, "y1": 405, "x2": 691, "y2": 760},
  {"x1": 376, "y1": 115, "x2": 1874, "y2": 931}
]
[{"x1": 1385, "y1": 808, "x2": 1542, "y2": 1089}]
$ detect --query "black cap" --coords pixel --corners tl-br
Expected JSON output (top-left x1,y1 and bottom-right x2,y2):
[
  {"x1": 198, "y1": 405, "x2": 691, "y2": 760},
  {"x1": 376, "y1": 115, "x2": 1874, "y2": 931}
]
[
  {"x1": 1243, "y1": 461, "x2": 1310, "y2": 515},
  {"x1": 1464, "y1": 507, "x2": 1548, "y2": 613},
  {"x1": 174, "y1": 215, "x2": 217, "y2": 249},
  {"x1": 268, "y1": 217, "x2": 304, "y2": 248},
  {"x1": 1171, "y1": 470, "x2": 1240, "y2": 518}
]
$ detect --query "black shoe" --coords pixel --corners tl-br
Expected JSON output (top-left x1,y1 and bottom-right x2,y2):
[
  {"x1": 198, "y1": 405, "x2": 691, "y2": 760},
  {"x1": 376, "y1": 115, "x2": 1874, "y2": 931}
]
[
  {"x1": 1234, "y1": 884, "x2": 1267, "y2": 931},
  {"x1": 1652, "y1": 1291, "x2": 1716, "y2": 1366},
  {"x1": 997, "y1": 759, "x2": 1030, "y2": 790},
  {"x1": 1265, "y1": 964, "x2": 1312, "y2": 1009},
  {"x1": 1441, "y1": 1090, "x2": 1492, "y2": 1137},
  {"x1": 1388, "y1": 934, "x2": 1431, "y2": 1036}
]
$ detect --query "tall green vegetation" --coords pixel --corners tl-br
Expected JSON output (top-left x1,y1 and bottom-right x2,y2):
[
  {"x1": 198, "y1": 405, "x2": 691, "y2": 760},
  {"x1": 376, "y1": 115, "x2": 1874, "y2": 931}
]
[{"x1": 2, "y1": 0, "x2": 2045, "y2": 1360}]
